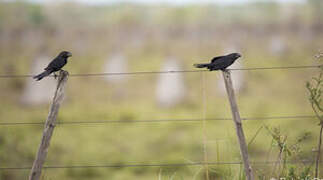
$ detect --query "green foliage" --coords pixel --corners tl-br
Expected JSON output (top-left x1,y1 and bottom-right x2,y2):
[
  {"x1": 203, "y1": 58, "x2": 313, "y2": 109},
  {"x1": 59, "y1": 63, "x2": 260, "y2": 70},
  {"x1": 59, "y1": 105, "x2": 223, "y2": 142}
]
[
  {"x1": 306, "y1": 52, "x2": 323, "y2": 177},
  {"x1": 264, "y1": 126, "x2": 312, "y2": 178},
  {"x1": 285, "y1": 166, "x2": 311, "y2": 180},
  {"x1": 299, "y1": 166, "x2": 312, "y2": 179},
  {"x1": 265, "y1": 126, "x2": 291, "y2": 157},
  {"x1": 306, "y1": 53, "x2": 323, "y2": 121},
  {"x1": 306, "y1": 72, "x2": 323, "y2": 122}
]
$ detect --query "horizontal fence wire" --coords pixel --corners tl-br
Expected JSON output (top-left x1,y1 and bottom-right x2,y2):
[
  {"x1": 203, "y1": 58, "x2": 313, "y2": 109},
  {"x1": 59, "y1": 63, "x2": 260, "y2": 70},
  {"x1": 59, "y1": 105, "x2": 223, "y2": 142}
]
[
  {"x1": 0, "y1": 160, "x2": 318, "y2": 170},
  {"x1": 0, "y1": 65, "x2": 321, "y2": 78},
  {"x1": 0, "y1": 115, "x2": 317, "y2": 126}
]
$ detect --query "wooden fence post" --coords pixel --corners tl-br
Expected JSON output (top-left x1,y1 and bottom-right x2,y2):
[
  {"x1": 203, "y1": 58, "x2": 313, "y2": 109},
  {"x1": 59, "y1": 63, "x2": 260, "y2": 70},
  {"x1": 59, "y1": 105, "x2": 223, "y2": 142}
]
[
  {"x1": 222, "y1": 70, "x2": 254, "y2": 180},
  {"x1": 29, "y1": 70, "x2": 69, "y2": 180}
]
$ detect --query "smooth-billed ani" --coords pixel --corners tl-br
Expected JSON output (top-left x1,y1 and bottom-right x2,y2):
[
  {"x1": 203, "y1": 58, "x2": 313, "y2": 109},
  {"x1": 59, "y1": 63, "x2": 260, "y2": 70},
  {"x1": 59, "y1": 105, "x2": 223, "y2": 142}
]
[
  {"x1": 33, "y1": 51, "x2": 72, "y2": 81},
  {"x1": 194, "y1": 53, "x2": 241, "y2": 71}
]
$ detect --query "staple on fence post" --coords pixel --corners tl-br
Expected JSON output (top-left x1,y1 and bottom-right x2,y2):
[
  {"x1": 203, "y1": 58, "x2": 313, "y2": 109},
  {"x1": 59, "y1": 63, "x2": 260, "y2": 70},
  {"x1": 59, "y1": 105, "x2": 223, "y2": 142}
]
[
  {"x1": 29, "y1": 70, "x2": 69, "y2": 180},
  {"x1": 222, "y1": 70, "x2": 254, "y2": 180}
]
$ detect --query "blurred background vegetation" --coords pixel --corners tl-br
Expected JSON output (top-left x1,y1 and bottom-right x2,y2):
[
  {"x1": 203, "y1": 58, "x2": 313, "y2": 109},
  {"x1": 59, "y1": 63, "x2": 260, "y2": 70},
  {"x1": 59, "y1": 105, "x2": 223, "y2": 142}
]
[{"x1": 0, "y1": 0, "x2": 323, "y2": 179}]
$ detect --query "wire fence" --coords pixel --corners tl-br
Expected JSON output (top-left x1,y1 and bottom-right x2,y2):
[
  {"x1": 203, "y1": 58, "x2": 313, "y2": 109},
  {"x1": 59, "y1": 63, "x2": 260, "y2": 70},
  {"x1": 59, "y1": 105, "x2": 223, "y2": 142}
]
[
  {"x1": 0, "y1": 160, "x2": 319, "y2": 171},
  {"x1": 1, "y1": 64, "x2": 322, "y2": 177},
  {"x1": 0, "y1": 115, "x2": 317, "y2": 126},
  {"x1": 0, "y1": 65, "x2": 321, "y2": 78}
]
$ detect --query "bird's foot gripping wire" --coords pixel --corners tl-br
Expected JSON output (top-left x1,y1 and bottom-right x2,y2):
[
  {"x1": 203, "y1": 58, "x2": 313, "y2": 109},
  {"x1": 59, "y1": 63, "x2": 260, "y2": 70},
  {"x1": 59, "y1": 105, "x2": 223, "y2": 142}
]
[{"x1": 53, "y1": 72, "x2": 58, "y2": 79}]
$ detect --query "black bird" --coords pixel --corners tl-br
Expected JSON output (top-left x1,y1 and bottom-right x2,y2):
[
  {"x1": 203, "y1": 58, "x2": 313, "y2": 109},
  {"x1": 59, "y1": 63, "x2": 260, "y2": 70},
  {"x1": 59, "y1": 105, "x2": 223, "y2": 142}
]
[
  {"x1": 33, "y1": 51, "x2": 72, "y2": 81},
  {"x1": 194, "y1": 53, "x2": 241, "y2": 71}
]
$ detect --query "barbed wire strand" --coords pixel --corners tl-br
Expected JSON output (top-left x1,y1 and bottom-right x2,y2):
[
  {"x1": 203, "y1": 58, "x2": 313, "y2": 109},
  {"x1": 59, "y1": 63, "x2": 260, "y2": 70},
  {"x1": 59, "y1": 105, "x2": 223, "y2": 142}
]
[
  {"x1": 0, "y1": 65, "x2": 321, "y2": 78},
  {"x1": 0, "y1": 115, "x2": 316, "y2": 126},
  {"x1": 0, "y1": 160, "x2": 318, "y2": 170}
]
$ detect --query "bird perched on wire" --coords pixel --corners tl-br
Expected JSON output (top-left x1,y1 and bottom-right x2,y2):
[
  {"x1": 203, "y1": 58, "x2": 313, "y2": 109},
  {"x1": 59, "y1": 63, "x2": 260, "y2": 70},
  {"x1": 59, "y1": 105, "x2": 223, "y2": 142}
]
[
  {"x1": 33, "y1": 51, "x2": 72, "y2": 81},
  {"x1": 194, "y1": 53, "x2": 241, "y2": 71}
]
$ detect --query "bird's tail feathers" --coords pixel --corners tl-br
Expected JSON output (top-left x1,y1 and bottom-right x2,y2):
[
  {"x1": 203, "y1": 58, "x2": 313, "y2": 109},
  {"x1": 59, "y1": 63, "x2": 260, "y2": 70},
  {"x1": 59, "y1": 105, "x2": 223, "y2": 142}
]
[
  {"x1": 193, "y1": 63, "x2": 210, "y2": 68},
  {"x1": 33, "y1": 70, "x2": 51, "y2": 81}
]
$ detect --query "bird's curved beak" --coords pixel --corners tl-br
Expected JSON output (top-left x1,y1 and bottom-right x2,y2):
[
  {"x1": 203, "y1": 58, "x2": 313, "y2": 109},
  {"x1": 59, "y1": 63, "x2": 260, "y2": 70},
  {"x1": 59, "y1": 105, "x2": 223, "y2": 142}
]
[
  {"x1": 67, "y1": 52, "x2": 72, "y2": 57},
  {"x1": 237, "y1": 53, "x2": 241, "y2": 58}
]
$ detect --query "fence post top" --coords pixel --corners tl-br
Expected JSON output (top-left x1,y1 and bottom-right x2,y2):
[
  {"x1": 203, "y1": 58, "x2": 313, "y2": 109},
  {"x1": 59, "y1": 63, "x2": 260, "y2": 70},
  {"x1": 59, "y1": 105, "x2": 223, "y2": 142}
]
[{"x1": 59, "y1": 70, "x2": 69, "y2": 77}]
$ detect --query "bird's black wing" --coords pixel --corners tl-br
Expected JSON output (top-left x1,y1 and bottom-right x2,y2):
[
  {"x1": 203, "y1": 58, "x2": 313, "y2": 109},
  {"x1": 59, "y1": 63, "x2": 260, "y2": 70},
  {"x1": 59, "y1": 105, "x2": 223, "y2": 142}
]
[
  {"x1": 211, "y1": 58, "x2": 227, "y2": 66},
  {"x1": 45, "y1": 57, "x2": 58, "y2": 71},
  {"x1": 210, "y1": 56, "x2": 236, "y2": 70},
  {"x1": 211, "y1": 56, "x2": 225, "y2": 63},
  {"x1": 44, "y1": 57, "x2": 66, "y2": 71}
]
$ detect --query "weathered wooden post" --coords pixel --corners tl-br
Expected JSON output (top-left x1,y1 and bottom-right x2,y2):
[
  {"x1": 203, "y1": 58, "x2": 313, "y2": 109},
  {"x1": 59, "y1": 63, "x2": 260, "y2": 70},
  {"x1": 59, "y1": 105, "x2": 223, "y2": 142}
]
[
  {"x1": 222, "y1": 70, "x2": 254, "y2": 180},
  {"x1": 29, "y1": 70, "x2": 69, "y2": 180}
]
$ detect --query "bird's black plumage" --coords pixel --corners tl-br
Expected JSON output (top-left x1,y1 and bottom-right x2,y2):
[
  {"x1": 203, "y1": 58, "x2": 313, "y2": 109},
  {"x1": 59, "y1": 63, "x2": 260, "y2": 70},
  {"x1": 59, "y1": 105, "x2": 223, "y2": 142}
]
[
  {"x1": 33, "y1": 51, "x2": 72, "y2": 81},
  {"x1": 194, "y1": 53, "x2": 241, "y2": 71}
]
